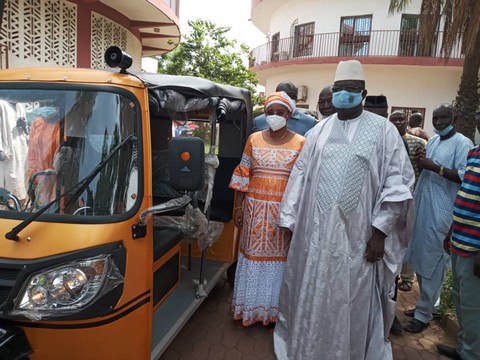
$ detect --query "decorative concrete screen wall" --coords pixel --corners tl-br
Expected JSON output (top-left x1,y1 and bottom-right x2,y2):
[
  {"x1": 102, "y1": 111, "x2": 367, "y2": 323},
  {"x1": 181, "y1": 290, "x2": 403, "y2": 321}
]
[
  {"x1": 91, "y1": 12, "x2": 127, "y2": 70},
  {"x1": 0, "y1": 0, "x2": 76, "y2": 67}
]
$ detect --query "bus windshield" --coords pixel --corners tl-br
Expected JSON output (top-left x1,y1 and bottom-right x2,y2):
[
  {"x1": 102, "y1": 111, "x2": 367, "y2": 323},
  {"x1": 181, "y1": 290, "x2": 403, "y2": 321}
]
[{"x1": 0, "y1": 88, "x2": 139, "y2": 217}]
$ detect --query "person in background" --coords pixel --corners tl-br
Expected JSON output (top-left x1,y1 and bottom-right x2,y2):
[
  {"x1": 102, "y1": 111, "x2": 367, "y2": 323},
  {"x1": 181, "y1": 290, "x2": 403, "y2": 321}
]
[
  {"x1": 274, "y1": 60, "x2": 414, "y2": 359},
  {"x1": 252, "y1": 81, "x2": 317, "y2": 135},
  {"x1": 438, "y1": 115, "x2": 480, "y2": 359},
  {"x1": 408, "y1": 112, "x2": 430, "y2": 141},
  {"x1": 364, "y1": 95, "x2": 389, "y2": 118},
  {"x1": 389, "y1": 110, "x2": 427, "y2": 295},
  {"x1": 229, "y1": 91, "x2": 305, "y2": 332},
  {"x1": 317, "y1": 85, "x2": 336, "y2": 119},
  {"x1": 0, "y1": 101, "x2": 29, "y2": 205},
  {"x1": 27, "y1": 101, "x2": 62, "y2": 208},
  {"x1": 403, "y1": 103, "x2": 473, "y2": 333}
]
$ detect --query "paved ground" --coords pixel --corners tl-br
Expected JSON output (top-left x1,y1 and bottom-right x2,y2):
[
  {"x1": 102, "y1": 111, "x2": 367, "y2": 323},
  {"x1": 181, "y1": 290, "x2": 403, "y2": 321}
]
[{"x1": 161, "y1": 276, "x2": 457, "y2": 360}]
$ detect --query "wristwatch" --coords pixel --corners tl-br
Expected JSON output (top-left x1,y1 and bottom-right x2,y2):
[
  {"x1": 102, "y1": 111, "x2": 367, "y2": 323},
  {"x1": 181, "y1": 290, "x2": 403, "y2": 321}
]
[{"x1": 438, "y1": 166, "x2": 444, "y2": 176}]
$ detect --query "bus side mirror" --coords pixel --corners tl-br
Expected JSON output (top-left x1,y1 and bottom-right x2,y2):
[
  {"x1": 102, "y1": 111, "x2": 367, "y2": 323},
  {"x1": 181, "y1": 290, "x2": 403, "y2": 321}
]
[{"x1": 168, "y1": 137, "x2": 205, "y2": 192}]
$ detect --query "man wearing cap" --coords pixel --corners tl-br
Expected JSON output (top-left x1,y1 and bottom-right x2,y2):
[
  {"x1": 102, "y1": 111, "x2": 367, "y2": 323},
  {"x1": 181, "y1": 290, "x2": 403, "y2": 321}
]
[
  {"x1": 253, "y1": 81, "x2": 317, "y2": 135},
  {"x1": 317, "y1": 84, "x2": 336, "y2": 120},
  {"x1": 274, "y1": 60, "x2": 414, "y2": 359},
  {"x1": 364, "y1": 95, "x2": 389, "y2": 118}
]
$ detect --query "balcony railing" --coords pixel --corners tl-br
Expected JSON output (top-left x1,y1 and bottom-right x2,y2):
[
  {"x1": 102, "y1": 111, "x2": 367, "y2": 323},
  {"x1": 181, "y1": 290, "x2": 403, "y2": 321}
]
[
  {"x1": 250, "y1": 30, "x2": 463, "y2": 67},
  {"x1": 0, "y1": 44, "x2": 8, "y2": 69}
]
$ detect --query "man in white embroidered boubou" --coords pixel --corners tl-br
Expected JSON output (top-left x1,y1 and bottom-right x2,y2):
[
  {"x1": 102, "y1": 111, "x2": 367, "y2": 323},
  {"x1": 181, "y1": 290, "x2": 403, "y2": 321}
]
[{"x1": 273, "y1": 60, "x2": 415, "y2": 360}]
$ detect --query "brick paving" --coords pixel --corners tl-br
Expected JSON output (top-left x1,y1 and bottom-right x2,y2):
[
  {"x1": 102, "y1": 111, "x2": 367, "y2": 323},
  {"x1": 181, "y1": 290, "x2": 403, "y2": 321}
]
[{"x1": 161, "y1": 276, "x2": 457, "y2": 360}]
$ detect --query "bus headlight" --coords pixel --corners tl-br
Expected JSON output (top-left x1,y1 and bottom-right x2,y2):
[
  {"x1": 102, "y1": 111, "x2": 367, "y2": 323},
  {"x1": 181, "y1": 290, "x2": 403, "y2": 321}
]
[{"x1": 12, "y1": 255, "x2": 123, "y2": 320}]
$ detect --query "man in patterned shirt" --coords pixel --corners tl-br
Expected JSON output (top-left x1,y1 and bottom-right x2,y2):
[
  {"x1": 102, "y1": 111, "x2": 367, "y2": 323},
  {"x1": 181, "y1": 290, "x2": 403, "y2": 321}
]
[
  {"x1": 437, "y1": 118, "x2": 480, "y2": 360},
  {"x1": 390, "y1": 110, "x2": 426, "y2": 184},
  {"x1": 390, "y1": 110, "x2": 426, "y2": 293},
  {"x1": 408, "y1": 112, "x2": 430, "y2": 141}
]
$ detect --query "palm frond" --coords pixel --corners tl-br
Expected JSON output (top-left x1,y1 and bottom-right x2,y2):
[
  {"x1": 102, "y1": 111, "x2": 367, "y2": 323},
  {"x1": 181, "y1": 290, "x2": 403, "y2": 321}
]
[
  {"x1": 388, "y1": 0, "x2": 414, "y2": 14},
  {"x1": 418, "y1": 0, "x2": 442, "y2": 56}
]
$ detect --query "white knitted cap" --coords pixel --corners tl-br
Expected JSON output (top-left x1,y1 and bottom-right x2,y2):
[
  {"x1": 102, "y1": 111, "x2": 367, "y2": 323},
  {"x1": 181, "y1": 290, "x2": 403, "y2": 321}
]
[{"x1": 334, "y1": 60, "x2": 365, "y2": 81}]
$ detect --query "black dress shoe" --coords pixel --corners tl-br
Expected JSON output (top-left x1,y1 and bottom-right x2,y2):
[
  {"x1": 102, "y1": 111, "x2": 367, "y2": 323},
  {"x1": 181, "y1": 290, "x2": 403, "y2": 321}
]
[
  {"x1": 403, "y1": 318, "x2": 428, "y2": 333},
  {"x1": 437, "y1": 344, "x2": 461, "y2": 360},
  {"x1": 390, "y1": 316, "x2": 403, "y2": 335}
]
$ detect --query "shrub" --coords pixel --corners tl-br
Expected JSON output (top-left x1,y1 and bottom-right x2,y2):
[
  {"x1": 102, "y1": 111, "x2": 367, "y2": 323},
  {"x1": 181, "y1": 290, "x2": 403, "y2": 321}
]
[{"x1": 440, "y1": 269, "x2": 456, "y2": 317}]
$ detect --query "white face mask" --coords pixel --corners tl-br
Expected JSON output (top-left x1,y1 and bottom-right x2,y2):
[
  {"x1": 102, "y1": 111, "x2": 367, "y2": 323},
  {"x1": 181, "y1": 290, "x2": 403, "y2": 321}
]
[{"x1": 266, "y1": 114, "x2": 287, "y2": 131}]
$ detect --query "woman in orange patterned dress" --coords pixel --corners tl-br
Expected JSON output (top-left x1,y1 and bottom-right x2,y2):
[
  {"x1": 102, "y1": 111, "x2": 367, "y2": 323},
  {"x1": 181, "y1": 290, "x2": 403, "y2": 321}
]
[{"x1": 229, "y1": 92, "x2": 307, "y2": 329}]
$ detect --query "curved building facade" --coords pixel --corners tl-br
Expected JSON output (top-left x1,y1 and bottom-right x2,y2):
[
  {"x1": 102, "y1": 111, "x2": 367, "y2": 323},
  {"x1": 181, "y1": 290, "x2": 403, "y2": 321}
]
[
  {"x1": 0, "y1": 0, "x2": 180, "y2": 71},
  {"x1": 250, "y1": 0, "x2": 464, "y2": 132}
]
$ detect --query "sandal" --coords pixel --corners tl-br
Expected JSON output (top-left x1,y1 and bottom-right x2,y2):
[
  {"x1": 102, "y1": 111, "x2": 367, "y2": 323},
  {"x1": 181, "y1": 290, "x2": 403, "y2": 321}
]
[
  {"x1": 403, "y1": 318, "x2": 429, "y2": 333},
  {"x1": 398, "y1": 281, "x2": 413, "y2": 292}
]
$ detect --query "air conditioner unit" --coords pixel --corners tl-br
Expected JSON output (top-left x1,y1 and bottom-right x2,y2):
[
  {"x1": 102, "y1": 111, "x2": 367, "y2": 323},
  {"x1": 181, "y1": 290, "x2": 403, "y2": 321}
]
[{"x1": 297, "y1": 85, "x2": 308, "y2": 101}]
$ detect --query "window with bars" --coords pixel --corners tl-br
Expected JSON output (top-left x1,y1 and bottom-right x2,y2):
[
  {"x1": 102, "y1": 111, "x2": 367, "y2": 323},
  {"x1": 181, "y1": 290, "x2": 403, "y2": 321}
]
[
  {"x1": 338, "y1": 15, "x2": 372, "y2": 57},
  {"x1": 398, "y1": 14, "x2": 419, "y2": 56},
  {"x1": 270, "y1": 32, "x2": 281, "y2": 61},
  {"x1": 293, "y1": 22, "x2": 314, "y2": 58}
]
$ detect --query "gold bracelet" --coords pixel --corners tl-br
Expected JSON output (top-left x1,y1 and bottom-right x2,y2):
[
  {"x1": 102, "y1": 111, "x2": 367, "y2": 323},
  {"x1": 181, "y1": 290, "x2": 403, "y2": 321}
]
[{"x1": 439, "y1": 166, "x2": 444, "y2": 177}]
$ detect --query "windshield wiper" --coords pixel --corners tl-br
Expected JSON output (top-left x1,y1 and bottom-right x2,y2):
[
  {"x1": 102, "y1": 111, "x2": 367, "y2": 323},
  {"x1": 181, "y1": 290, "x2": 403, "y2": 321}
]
[{"x1": 5, "y1": 134, "x2": 135, "y2": 241}]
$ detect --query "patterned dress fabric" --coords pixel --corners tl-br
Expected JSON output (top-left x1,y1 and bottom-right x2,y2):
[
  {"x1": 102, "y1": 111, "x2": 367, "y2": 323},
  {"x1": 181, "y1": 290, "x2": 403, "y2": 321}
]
[{"x1": 229, "y1": 131, "x2": 305, "y2": 326}]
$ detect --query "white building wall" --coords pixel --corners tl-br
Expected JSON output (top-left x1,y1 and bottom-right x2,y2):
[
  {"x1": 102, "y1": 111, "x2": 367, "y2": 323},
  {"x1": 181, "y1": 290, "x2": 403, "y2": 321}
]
[
  {"x1": 254, "y1": 0, "x2": 462, "y2": 135},
  {"x1": 268, "y1": 0, "x2": 422, "y2": 38},
  {"x1": 263, "y1": 63, "x2": 461, "y2": 135},
  {"x1": 126, "y1": 32, "x2": 143, "y2": 71}
]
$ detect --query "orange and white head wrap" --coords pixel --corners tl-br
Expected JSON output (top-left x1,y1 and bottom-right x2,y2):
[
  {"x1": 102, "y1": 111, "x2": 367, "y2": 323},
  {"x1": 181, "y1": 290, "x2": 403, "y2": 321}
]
[{"x1": 264, "y1": 91, "x2": 296, "y2": 114}]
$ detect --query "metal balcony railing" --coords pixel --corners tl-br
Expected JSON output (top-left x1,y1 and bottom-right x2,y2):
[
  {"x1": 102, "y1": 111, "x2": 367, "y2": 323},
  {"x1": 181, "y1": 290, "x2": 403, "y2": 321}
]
[
  {"x1": 0, "y1": 44, "x2": 8, "y2": 69},
  {"x1": 250, "y1": 30, "x2": 463, "y2": 67}
]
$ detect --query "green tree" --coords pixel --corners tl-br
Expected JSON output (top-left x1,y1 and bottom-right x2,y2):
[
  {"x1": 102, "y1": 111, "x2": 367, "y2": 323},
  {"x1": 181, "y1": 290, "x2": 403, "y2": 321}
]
[
  {"x1": 157, "y1": 19, "x2": 258, "y2": 94},
  {"x1": 389, "y1": 0, "x2": 480, "y2": 141}
]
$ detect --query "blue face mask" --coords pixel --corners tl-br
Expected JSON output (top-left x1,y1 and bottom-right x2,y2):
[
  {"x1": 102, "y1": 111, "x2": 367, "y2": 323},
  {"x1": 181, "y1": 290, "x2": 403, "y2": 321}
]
[
  {"x1": 35, "y1": 106, "x2": 58, "y2": 119},
  {"x1": 433, "y1": 124, "x2": 454, "y2": 136},
  {"x1": 332, "y1": 90, "x2": 363, "y2": 109}
]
